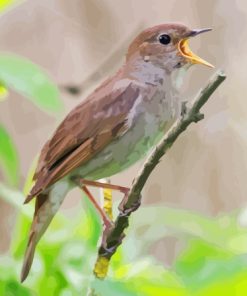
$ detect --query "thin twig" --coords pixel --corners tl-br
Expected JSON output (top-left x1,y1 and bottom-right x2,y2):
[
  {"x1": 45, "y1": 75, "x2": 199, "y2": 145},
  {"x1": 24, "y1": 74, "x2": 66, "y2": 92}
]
[{"x1": 93, "y1": 70, "x2": 226, "y2": 278}]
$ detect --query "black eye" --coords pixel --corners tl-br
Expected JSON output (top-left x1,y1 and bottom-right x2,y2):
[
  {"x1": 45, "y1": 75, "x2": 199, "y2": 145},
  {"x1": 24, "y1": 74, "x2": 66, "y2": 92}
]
[{"x1": 159, "y1": 34, "x2": 171, "y2": 45}]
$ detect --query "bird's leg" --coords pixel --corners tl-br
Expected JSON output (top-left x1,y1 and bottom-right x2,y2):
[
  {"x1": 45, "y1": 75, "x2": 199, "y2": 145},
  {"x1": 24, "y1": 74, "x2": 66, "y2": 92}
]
[
  {"x1": 81, "y1": 186, "x2": 113, "y2": 229},
  {"x1": 79, "y1": 179, "x2": 141, "y2": 215},
  {"x1": 79, "y1": 179, "x2": 130, "y2": 195},
  {"x1": 73, "y1": 177, "x2": 132, "y2": 221},
  {"x1": 80, "y1": 179, "x2": 132, "y2": 214}
]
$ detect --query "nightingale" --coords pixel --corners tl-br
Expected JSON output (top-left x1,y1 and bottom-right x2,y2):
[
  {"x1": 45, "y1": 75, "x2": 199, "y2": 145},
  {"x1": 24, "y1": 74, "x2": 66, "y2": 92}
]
[{"x1": 21, "y1": 23, "x2": 213, "y2": 282}]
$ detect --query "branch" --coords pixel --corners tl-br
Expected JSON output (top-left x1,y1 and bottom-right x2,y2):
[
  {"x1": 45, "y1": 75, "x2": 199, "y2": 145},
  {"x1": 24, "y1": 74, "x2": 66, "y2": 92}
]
[{"x1": 93, "y1": 70, "x2": 226, "y2": 279}]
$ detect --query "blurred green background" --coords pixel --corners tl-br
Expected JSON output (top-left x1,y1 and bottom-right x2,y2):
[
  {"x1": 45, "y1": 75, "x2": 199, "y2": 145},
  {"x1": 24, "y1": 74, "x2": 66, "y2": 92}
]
[{"x1": 1, "y1": 0, "x2": 247, "y2": 295}]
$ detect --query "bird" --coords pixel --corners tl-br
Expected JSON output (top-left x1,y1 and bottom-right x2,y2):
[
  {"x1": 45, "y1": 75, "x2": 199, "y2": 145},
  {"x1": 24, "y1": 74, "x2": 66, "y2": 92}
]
[{"x1": 21, "y1": 23, "x2": 213, "y2": 282}]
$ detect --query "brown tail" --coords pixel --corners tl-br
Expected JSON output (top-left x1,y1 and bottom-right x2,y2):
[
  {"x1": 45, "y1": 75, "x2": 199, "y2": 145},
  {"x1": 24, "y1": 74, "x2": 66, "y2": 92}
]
[{"x1": 21, "y1": 191, "x2": 55, "y2": 282}]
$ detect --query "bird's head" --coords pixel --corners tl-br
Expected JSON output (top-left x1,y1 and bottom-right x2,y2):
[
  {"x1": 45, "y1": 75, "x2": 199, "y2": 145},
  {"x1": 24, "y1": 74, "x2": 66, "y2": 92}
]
[{"x1": 126, "y1": 23, "x2": 214, "y2": 72}]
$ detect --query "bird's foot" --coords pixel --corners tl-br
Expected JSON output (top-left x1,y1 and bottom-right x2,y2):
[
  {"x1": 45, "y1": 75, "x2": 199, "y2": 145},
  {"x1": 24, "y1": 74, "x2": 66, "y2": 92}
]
[{"x1": 118, "y1": 191, "x2": 141, "y2": 216}]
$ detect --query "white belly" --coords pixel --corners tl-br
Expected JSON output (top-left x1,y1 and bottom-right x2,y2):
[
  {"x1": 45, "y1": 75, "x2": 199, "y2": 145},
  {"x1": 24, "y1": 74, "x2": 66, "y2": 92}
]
[{"x1": 73, "y1": 86, "x2": 181, "y2": 180}]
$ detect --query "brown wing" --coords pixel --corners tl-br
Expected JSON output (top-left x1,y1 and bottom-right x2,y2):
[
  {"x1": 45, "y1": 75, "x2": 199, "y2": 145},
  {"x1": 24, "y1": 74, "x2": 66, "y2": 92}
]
[{"x1": 26, "y1": 79, "x2": 140, "y2": 201}]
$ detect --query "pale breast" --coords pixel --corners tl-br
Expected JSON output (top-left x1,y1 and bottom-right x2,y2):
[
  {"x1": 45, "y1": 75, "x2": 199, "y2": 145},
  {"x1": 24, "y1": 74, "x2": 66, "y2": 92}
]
[{"x1": 73, "y1": 83, "x2": 181, "y2": 180}]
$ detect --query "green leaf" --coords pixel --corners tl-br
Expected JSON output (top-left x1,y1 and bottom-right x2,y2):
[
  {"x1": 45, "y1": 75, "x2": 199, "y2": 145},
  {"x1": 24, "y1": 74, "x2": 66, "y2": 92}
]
[
  {"x1": 113, "y1": 258, "x2": 187, "y2": 295},
  {"x1": 0, "y1": 125, "x2": 19, "y2": 186},
  {"x1": 0, "y1": 279, "x2": 33, "y2": 296},
  {"x1": 0, "y1": 182, "x2": 32, "y2": 259},
  {"x1": 92, "y1": 266, "x2": 188, "y2": 296},
  {"x1": 22, "y1": 156, "x2": 38, "y2": 196},
  {"x1": 0, "y1": 182, "x2": 32, "y2": 213},
  {"x1": 78, "y1": 192, "x2": 102, "y2": 250},
  {"x1": 196, "y1": 271, "x2": 247, "y2": 296},
  {"x1": 174, "y1": 239, "x2": 247, "y2": 294},
  {"x1": 11, "y1": 213, "x2": 32, "y2": 259},
  {"x1": 127, "y1": 206, "x2": 247, "y2": 257},
  {"x1": 0, "y1": 256, "x2": 33, "y2": 295},
  {"x1": 0, "y1": 0, "x2": 23, "y2": 13},
  {"x1": 0, "y1": 80, "x2": 8, "y2": 101},
  {"x1": 91, "y1": 278, "x2": 138, "y2": 296},
  {"x1": 0, "y1": 182, "x2": 22, "y2": 209},
  {"x1": 0, "y1": 54, "x2": 63, "y2": 116}
]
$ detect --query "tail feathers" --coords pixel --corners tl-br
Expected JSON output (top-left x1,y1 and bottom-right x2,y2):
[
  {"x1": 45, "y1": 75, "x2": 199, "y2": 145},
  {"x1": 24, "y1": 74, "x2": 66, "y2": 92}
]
[
  {"x1": 21, "y1": 192, "x2": 53, "y2": 282},
  {"x1": 21, "y1": 180, "x2": 70, "y2": 282},
  {"x1": 20, "y1": 232, "x2": 37, "y2": 282}
]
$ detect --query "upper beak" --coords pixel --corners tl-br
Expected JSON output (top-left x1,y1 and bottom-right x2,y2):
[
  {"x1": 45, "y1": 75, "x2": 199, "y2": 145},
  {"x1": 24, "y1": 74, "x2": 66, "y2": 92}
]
[
  {"x1": 189, "y1": 28, "x2": 212, "y2": 37},
  {"x1": 178, "y1": 28, "x2": 214, "y2": 68}
]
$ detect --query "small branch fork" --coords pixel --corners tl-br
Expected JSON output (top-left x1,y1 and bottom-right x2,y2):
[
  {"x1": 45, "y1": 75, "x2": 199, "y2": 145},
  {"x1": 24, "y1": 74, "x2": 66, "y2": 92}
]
[{"x1": 91, "y1": 70, "x2": 226, "y2": 279}]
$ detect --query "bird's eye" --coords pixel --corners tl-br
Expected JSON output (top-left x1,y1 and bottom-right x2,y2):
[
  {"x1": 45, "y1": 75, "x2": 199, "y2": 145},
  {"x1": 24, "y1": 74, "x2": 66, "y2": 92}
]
[{"x1": 159, "y1": 34, "x2": 171, "y2": 45}]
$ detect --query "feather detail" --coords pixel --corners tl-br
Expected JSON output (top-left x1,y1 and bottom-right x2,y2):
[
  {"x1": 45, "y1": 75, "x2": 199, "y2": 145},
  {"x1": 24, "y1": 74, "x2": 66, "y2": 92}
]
[{"x1": 27, "y1": 78, "x2": 140, "y2": 201}]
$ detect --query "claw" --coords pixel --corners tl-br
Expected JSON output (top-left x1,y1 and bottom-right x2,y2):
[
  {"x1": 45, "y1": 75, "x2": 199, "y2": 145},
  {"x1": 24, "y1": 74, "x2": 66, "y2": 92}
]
[{"x1": 118, "y1": 192, "x2": 141, "y2": 215}]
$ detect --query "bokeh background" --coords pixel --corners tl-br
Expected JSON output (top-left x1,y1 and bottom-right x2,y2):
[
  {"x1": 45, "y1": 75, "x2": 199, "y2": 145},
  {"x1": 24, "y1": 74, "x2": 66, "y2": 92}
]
[{"x1": 1, "y1": 0, "x2": 247, "y2": 295}]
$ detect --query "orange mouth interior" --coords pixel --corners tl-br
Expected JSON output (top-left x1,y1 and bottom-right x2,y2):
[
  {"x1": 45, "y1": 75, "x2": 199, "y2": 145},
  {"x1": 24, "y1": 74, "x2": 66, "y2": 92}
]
[{"x1": 178, "y1": 39, "x2": 214, "y2": 68}]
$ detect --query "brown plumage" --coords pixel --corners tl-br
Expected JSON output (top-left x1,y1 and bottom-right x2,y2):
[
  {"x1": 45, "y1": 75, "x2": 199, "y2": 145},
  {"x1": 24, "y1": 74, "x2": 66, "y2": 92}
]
[
  {"x1": 127, "y1": 23, "x2": 190, "y2": 60},
  {"x1": 21, "y1": 77, "x2": 140, "y2": 282},
  {"x1": 25, "y1": 79, "x2": 139, "y2": 202},
  {"x1": 21, "y1": 23, "x2": 213, "y2": 282}
]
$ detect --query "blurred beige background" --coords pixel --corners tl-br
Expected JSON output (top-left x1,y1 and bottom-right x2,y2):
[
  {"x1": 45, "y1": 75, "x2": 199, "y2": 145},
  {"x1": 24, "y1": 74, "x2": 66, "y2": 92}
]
[{"x1": 0, "y1": 0, "x2": 247, "y2": 259}]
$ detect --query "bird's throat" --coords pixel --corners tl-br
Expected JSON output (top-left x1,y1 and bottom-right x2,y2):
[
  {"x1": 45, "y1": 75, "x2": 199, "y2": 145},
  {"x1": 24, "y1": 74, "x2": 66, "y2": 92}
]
[
  {"x1": 171, "y1": 63, "x2": 191, "y2": 90},
  {"x1": 127, "y1": 59, "x2": 167, "y2": 86},
  {"x1": 126, "y1": 58, "x2": 188, "y2": 91}
]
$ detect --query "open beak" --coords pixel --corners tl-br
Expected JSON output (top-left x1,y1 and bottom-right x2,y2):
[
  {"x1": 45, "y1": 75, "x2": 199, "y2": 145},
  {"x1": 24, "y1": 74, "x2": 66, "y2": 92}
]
[{"x1": 178, "y1": 28, "x2": 214, "y2": 68}]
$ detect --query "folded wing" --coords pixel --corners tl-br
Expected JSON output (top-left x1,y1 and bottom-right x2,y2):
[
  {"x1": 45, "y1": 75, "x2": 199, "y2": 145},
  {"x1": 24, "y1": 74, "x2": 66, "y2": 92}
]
[{"x1": 26, "y1": 79, "x2": 140, "y2": 202}]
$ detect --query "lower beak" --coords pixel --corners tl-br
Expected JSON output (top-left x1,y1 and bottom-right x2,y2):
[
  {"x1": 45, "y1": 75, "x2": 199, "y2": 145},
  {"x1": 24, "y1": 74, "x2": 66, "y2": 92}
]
[{"x1": 178, "y1": 28, "x2": 214, "y2": 68}]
